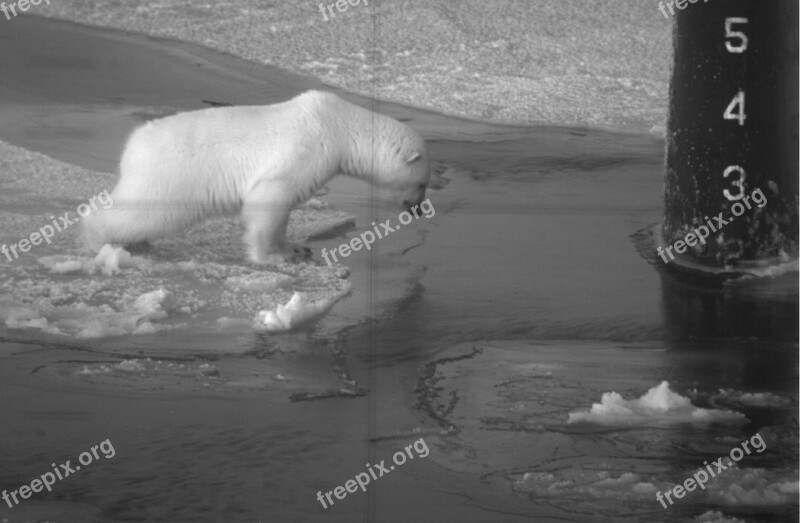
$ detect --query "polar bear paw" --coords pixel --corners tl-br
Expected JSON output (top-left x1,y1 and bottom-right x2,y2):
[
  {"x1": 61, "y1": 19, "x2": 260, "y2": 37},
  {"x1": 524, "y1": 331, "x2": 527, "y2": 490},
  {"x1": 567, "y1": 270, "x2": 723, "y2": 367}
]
[
  {"x1": 123, "y1": 240, "x2": 153, "y2": 255},
  {"x1": 287, "y1": 244, "x2": 313, "y2": 263},
  {"x1": 253, "y1": 244, "x2": 312, "y2": 266}
]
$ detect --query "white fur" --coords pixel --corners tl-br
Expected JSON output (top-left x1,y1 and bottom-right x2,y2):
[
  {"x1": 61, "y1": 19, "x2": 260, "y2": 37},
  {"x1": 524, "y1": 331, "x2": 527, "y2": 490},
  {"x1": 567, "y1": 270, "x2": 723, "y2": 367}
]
[{"x1": 82, "y1": 91, "x2": 430, "y2": 264}]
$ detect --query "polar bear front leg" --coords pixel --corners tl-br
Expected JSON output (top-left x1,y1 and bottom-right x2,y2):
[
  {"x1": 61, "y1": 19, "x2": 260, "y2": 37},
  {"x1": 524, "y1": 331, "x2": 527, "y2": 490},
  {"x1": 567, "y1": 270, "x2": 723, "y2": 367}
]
[{"x1": 241, "y1": 181, "x2": 299, "y2": 265}]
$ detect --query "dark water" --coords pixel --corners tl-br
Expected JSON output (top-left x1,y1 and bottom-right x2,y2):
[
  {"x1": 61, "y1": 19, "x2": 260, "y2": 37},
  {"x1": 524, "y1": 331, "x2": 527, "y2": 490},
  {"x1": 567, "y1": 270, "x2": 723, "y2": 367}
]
[{"x1": 0, "y1": 16, "x2": 796, "y2": 523}]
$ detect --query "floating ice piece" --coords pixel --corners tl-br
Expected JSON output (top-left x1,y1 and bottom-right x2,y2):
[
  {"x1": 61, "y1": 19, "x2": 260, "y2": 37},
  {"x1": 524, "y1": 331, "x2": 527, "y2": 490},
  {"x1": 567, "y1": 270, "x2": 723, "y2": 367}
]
[
  {"x1": 39, "y1": 244, "x2": 151, "y2": 275},
  {"x1": 694, "y1": 511, "x2": 746, "y2": 523},
  {"x1": 512, "y1": 466, "x2": 797, "y2": 514},
  {"x1": 4, "y1": 288, "x2": 173, "y2": 338},
  {"x1": 118, "y1": 359, "x2": 147, "y2": 372},
  {"x1": 703, "y1": 467, "x2": 799, "y2": 506},
  {"x1": 132, "y1": 288, "x2": 172, "y2": 320},
  {"x1": 5, "y1": 311, "x2": 62, "y2": 336},
  {"x1": 567, "y1": 381, "x2": 747, "y2": 425},
  {"x1": 714, "y1": 389, "x2": 790, "y2": 408},
  {"x1": 256, "y1": 291, "x2": 342, "y2": 332},
  {"x1": 77, "y1": 358, "x2": 219, "y2": 379},
  {"x1": 93, "y1": 244, "x2": 152, "y2": 275}
]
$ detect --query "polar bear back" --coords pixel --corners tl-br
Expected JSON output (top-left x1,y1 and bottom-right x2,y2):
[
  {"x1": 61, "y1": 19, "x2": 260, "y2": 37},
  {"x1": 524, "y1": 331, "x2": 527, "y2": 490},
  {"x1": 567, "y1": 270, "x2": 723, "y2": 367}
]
[{"x1": 118, "y1": 101, "x2": 340, "y2": 212}]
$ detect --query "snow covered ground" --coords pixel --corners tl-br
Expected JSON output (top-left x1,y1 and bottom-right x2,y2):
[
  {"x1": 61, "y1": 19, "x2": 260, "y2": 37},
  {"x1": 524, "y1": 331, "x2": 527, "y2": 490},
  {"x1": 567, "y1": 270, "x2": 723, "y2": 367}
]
[{"x1": 39, "y1": 0, "x2": 672, "y2": 130}]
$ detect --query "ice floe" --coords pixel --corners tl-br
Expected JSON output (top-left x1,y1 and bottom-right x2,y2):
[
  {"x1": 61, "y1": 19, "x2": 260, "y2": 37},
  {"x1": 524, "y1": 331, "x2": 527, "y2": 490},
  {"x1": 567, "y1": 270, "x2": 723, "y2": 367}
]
[{"x1": 567, "y1": 381, "x2": 747, "y2": 425}]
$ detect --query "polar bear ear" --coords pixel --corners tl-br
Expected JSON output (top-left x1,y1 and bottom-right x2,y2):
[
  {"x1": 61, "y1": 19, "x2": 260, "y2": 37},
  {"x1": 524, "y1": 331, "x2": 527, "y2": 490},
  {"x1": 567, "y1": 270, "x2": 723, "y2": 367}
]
[{"x1": 406, "y1": 151, "x2": 423, "y2": 164}]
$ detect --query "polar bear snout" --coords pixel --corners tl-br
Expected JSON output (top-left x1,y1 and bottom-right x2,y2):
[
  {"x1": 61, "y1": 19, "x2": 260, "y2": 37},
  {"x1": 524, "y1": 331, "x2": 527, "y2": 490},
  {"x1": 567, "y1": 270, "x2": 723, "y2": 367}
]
[
  {"x1": 402, "y1": 197, "x2": 423, "y2": 210},
  {"x1": 400, "y1": 184, "x2": 428, "y2": 210}
]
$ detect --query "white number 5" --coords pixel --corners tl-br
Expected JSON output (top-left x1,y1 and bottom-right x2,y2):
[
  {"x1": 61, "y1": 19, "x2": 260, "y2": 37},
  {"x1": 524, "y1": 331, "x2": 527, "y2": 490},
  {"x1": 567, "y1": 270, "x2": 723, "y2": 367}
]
[{"x1": 725, "y1": 17, "x2": 748, "y2": 53}]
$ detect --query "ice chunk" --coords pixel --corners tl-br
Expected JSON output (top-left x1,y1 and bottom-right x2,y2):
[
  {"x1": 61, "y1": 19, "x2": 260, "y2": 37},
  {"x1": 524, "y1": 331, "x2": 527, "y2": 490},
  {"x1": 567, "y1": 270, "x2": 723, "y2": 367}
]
[
  {"x1": 38, "y1": 244, "x2": 152, "y2": 275},
  {"x1": 567, "y1": 381, "x2": 747, "y2": 425},
  {"x1": 4, "y1": 288, "x2": 173, "y2": 339},
  {"x1": 255, "y1": 290, "x2": 348, "y2": 332},
  {"x1": 694, "y1": 511, "x2": 746, "y2": 523},
  {"x1": 94, "y1": 244, "x2": 152, "y2": 275},
  {"x1": 704, "y1": 467, "x2": 799, "y2": 506},
  {"x1": 5, "y1": 310, "x2": 63, "y2": 336},
  {"x1": 512, "y1": 466, "x2": 797, "y2": 513},
  {"x1": 118, "y1": 359, "x2": 147, "y2": 372},
  {"x1": 714, "y1": 389, "x2": 790, "y2": 408},
  {"x1": 134, "y1": 288, "x2": 171, "y2": 316},
  {"x1": 76, "y1": 358, "x2": 220, "y2": 380}
]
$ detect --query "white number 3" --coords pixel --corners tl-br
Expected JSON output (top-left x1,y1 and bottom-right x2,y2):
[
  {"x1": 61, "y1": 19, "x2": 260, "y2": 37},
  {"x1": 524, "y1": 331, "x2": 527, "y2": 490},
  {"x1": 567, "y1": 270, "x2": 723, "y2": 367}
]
[{"x1": 723, "y1": 165, "x2": 746, "y2": 201}]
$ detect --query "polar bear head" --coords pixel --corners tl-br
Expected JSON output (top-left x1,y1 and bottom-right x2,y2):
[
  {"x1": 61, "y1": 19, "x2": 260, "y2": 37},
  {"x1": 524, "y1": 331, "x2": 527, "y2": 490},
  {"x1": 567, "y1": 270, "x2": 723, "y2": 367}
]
[
  {"x1": 390, "y1": 149, "x2": 430, "y2": 210},
  {"x1": 373, "y1": 123, "x2": 431, "y2": 210},
  {"x1": 322, "y1": 91, "x2": 431, "y2": 209}
]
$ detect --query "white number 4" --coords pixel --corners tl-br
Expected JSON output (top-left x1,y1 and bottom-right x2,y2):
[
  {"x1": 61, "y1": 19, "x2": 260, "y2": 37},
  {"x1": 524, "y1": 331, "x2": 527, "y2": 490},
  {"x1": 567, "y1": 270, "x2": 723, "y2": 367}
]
[
  {"x1": 725, "y1": 17, "x2": 748, "y2": 53},
  {"x1": 724, "y1": 91, "x2": 746, "y2": 126}
]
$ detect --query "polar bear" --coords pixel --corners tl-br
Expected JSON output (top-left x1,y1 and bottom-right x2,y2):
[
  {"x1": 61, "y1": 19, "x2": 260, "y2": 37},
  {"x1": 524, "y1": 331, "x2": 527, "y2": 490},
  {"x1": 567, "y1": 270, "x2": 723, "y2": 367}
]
[{"x1": 81, "y1": 90, "x2": 430, "y2": 264}]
